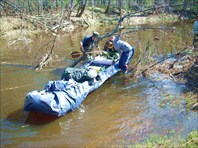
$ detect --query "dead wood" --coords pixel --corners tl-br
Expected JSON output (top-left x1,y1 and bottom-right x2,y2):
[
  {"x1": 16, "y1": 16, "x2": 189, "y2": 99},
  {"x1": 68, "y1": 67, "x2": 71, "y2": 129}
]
[
  {"x1": 96, "y1": 3, "x2": 183, "y2": 43},
  {"x1": 34, "y1": 12, "x2": 66, "y2": 71}
]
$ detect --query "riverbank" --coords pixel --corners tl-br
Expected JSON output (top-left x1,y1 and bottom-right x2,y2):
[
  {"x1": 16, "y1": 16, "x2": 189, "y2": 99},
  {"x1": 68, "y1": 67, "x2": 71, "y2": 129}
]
[
  {"x1": 0, "y1": 8, "x2": 180, "y2": 40},
  {"x1": 135, "y1": 130, "x2": 198, "y2": 147},
  {"x1": 132, "y1": 47, "x2": 198, "y2": 110}
]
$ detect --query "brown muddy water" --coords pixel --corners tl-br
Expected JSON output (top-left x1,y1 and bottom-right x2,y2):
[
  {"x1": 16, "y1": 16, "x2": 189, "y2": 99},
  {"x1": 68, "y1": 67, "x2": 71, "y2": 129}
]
[{"x1": 1, "y1": 22, "x2": 197, "y2": 147}]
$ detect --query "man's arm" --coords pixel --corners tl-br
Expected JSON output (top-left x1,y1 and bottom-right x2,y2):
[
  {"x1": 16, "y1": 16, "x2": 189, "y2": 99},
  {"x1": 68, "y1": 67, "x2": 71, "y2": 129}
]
[
  {"x1": 94, "y1": 42, "x2": 101, "y2": 55},
  {"x1": 118, "y1": 25, "x2": 124, "y2": 35},
  {"x1": 80, "y1": 41, "x2": 86, "y2": 54},
  {"x1": 113, "y1": 26, "x2": 124, "y2": 42}
]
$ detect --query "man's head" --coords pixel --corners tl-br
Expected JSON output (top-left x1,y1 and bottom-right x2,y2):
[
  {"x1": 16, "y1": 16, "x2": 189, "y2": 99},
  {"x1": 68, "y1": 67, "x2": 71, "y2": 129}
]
[
  {"x1": 105, "y1": 41, "x2": 114, "y2": 49},
  {"x1": 92, "y1": 32, "x2": 99, "y2": 40},
  {"x1": 108, "y1": 36, "x2": 115, "y2": 41}
]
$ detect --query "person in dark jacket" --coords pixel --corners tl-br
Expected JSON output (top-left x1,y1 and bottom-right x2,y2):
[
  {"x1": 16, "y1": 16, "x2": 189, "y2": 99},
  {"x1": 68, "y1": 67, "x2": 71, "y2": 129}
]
[
  {"x1": 109, "y1": 28, "x2": 134, "y2": 73},
  {"x1": 80, "y1": 32, "x2": 100, "y2": 55}
]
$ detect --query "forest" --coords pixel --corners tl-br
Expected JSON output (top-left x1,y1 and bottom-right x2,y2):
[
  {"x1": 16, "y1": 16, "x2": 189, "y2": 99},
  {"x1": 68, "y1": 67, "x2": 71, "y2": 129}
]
[
  {"x1": 1, "y1": 0, "x2": 197, "y2": 39},
  {"x1": 1, "y1": 0, "x2": 197, "y2": 18}
]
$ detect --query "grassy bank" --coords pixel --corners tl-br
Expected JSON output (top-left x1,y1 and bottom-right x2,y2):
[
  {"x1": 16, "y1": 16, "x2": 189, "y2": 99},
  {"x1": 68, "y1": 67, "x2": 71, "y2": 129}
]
[{"x1": 135, "y1": 130, "x2": 198, "y2": 148}]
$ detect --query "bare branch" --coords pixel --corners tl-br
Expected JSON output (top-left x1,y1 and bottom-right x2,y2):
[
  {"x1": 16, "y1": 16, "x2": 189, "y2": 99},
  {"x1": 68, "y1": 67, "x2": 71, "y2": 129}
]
[{"x1": 96, "y1": 3, "x2": 183, "y2": 43}]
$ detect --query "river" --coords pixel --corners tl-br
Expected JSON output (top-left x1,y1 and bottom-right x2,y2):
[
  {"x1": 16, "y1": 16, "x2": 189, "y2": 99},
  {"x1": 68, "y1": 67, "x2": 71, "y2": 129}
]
[{"x1": 1, "y1": 21, "x2": 197, "y2": 147}]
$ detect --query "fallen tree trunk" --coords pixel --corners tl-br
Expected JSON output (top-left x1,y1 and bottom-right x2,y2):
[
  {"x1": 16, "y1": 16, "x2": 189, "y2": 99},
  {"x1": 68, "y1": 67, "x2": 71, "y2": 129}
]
[{"x1": 96, "y1": 3, "x2": 183, "y2": 43}]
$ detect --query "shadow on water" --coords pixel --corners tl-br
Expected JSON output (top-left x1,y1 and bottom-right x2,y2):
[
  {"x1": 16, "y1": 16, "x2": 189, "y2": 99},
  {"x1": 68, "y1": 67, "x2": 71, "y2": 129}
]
[
  {"x1": 1, "y1": 63, "x2": 33, "y2": 68},
  {"x1": 1, "y1": 63, "x2": 35, "y2": 73},
  {"x1": 1, "y1": 109, "x2": 59, "y2": 147},
  {"x1": 6, "y1": 109, "x2": 58, "y2": 126},
  {"x1": 51, "y1": 67, "x2": 65, "y2": 77},
  {"x1": 25, "y1": 112, "x2": 58, "y2": 125},
  {"x1": 133, "y1": 74, "x2": 197, "y2": 138}
]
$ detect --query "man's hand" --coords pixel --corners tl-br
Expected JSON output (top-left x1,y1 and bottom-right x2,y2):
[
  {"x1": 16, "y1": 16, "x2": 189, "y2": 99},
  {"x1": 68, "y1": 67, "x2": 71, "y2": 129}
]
[
  {"x1": 125, "y1": 64, "x2": 128, "y2": 71},
  {"x1": 118, "y1": 25, "x2": 124, "y2": 35},
  {"x1": 119, "y1": 25, "x2": 124, "y2": 30},
  {"x1": 97, "y1": 46, "x2": 102, "y2": 55}
]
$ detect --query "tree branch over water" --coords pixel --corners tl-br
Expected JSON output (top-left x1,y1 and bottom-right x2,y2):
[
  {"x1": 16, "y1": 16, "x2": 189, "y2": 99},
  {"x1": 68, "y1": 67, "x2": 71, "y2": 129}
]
[
  {"x1": 34, "y1": 11, "x2": 67, "y2": 71},
  {"x1": 96, "y1": 3, "x2": 185, "y2": 43}
]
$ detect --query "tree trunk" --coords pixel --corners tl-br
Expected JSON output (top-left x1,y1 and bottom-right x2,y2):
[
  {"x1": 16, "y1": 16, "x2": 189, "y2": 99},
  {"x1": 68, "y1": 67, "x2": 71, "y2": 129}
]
[
  {"x1": 92, "y1": 0, "x2": 94, "y2": 19},
  {"x1": 137, "y1": 0, "x2": 143, "y2": 11},
  {"x1": 164, "y1": 0, "x2": 170, "y2": 13},
  {"x1": 118, "y1": 0, "x2": 122, "y2": 18},
  {"x1": 153, "y1": 0, "x2": 159, "y2": 14},
  {"x1": 181, "y1": 0, "x2": 187, "y2": 18},
  {"x1": 67, "y1": 0, "x2": 74, "y2": 22},
  {"x1": 101, "y1": 0, "x2": 106, "y2": 7},
  {"x1": 105, "y1": 0, "x2": 111, "y2": 14},
  {"x1": 76, "y1": 0, "x2": 87, "y2": 17},
  {"x1": 27, "y1": 0, "x2": 32, "y2": 15},
  {"x1": 37, "y1": 0, "x2": 41, "y2": 15},
  {"x1": 127, "y1": 0, "x2": 131, "y2": 10},
  {"x1": 55, "y1": 0, "x2": 58, "y2": 9}
]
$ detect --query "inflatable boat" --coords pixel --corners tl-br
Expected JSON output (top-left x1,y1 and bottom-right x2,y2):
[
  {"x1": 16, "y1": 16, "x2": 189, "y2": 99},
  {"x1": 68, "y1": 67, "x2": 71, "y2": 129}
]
[{"x1": 23, "y1": 56, "x2": 120, "y2": 116}]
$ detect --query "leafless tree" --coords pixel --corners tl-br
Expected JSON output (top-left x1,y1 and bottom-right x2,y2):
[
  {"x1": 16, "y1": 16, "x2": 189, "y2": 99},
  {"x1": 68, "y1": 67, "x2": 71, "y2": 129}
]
[
  {"x1": 76, "y1": 0, "x2": 88, "y2": 17},
  {"x1": 105, "y1": 0, "x2": 111, "y2": 14},
  {"x1": 164, "y1": 0, "x2": 170, "y2": 13},
  {"x1": 66, "y1": 0, "x2": 74, "y2": 22}
]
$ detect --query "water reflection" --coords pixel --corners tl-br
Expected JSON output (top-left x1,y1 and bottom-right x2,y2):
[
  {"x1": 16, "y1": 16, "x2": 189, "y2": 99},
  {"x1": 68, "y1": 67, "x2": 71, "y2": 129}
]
[
  {"x1": 1, "y1": 119, "x2": 37, "y2": 146},
  {"x1": 137, "y1": 74, "x2": 197, "y2": 139}
]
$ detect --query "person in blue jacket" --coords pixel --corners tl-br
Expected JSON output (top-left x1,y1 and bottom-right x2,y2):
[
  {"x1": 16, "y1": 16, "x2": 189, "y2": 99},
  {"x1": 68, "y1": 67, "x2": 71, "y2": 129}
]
[
  {"x1": 109, "y1": 27, "x2": 134, "y2": 74},
  {"x1": 80, "y1": 32, "x2": 100, "y2": 56}
]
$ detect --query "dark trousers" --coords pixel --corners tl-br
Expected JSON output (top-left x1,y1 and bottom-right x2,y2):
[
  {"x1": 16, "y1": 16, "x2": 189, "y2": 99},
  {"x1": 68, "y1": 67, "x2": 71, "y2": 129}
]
[{"x1": 119, "y1": 47, "x2": 134, "y2": 72}]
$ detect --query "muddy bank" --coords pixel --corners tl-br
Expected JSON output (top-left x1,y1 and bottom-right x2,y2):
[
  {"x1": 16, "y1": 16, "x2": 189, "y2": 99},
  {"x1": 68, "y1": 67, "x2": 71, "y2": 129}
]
[
  {"x1": 0, "y1": 9, "x2": 180, "y2": 41},
  {"x1": 0, "y1": 15, "x2": 88, "y2": 41}
]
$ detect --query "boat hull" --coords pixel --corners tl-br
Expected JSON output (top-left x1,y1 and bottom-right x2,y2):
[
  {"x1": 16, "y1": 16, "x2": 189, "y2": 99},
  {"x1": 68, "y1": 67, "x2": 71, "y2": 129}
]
[{"x1": 24, "y1": 59, "x2": 120, "y2": 116}]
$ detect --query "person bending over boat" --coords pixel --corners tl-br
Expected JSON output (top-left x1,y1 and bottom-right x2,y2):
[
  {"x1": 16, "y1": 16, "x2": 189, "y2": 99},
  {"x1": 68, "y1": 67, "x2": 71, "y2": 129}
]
[
  {"x1": 102, "y1": 40, "x2": 119, "y2": 60},
  {"x1": 109, "y1": 27, "x2": 134, "y2": 74},
  {"x1": 80, "y1": 32, "x2": 100, "y2": 60}
]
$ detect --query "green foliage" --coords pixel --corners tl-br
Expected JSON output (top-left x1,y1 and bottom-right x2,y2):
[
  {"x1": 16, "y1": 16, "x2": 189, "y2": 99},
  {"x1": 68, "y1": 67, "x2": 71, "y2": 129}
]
[
  {"x1": 135, "y1": 130, "x2": 198, "y2": 147},
  {"x1": 184, "y1": 131, "x2": 198, "y2": 147},
  {"x1": 184, "y1": 92, "x2": 198, "y2": 110}
]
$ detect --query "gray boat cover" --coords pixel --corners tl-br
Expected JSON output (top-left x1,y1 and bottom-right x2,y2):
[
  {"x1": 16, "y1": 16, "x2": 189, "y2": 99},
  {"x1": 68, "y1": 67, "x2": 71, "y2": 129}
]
[{"x1": 23, "y1": 58, "x2": 120, "y2": 116}]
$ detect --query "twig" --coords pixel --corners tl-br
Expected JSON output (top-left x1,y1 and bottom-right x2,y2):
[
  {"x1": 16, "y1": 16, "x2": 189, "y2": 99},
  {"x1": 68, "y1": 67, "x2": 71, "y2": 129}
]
[
  {"x1": 182, "y1": 137, "x2": 198, "y2": 147},
  {"x1": 1, "y1": 0, "x2": 22, "y2": 14},
  {"x1": 130, "y1": 40, "x2": 151, "y2": 71},
  {"x1": 122, "y1": 26, "x2": 176, "y2": 35},
  {"x1": 35, "y1": 10, "x2": 67, "y2": 71},
  {"x1": 8, "y1": 37, "x2": 32, "y2": 46}
]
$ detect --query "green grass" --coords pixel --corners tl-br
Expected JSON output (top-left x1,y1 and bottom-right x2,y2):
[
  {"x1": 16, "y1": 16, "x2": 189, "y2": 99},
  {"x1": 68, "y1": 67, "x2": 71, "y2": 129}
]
[{"x1": 134, "y1": 131, "x2": 198, "y2": 148}]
